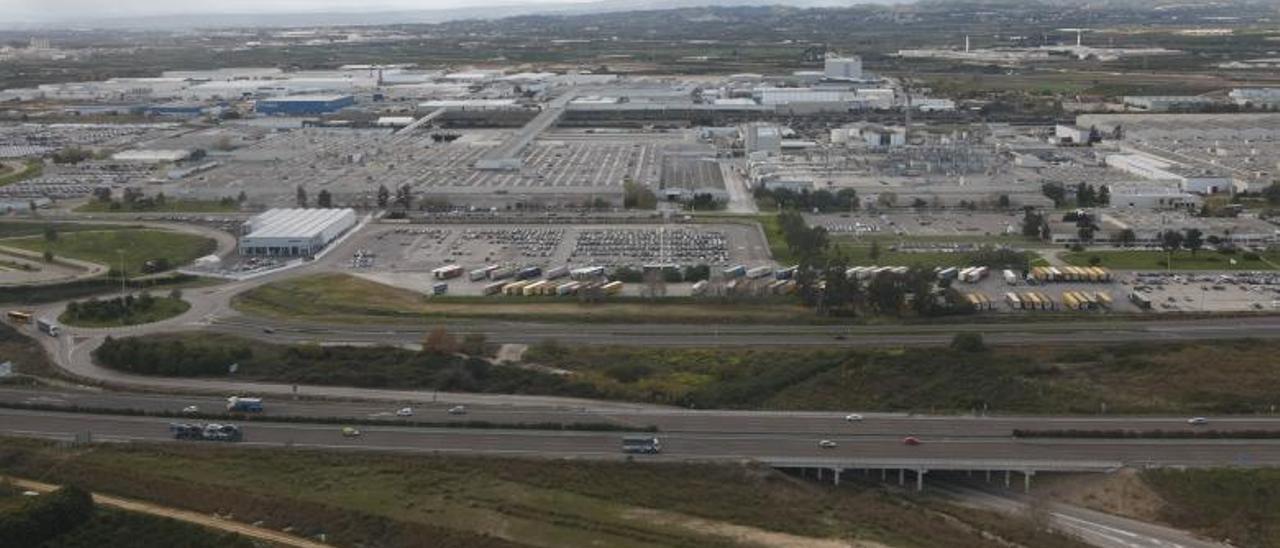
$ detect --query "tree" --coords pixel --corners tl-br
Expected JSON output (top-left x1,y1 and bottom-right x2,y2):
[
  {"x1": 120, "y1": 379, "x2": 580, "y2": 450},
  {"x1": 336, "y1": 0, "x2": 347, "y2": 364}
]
[
  {"x1": 43, "y1": 225, "x2": 57, "y2": 242},
  {"x1": 460, "y1": 333, "x2": 487, "y2": 357},
  {"x1": 422, "y1": 327, "x2": 457, "y2": 355},
  {"x1": 237, "y1": 190, "x2": 247, "y2": 203},
  {"x1": 876, "y1": 191, "x2": 898, "y2": 209},
  {"x1": 1021, "y1": 208, "x2": 1045, "y2": 239},
  {"x1": 1184, "y1": 228, "x2": 1204, "y2": 256},
  {"x1": 1263, "y1": 182, "x2": 1280, "y2": 205},
  {"x1": 376, "y1": 184, "x2": 390, "y2": 208},
  {"x1": 169, "y1": 288, "x2": 184, "y2": 300},
  {"x1": 950, "y1": 332, "x2": 986, "y2": 352},
  {"x1": 866, "y1": 273, "x2": 905, "y2": 316},
  {"x1": 1160, "y1": 230, "x2": 1184, "y2": 252},
  {"x1": 295, "y1": 185, "x2": 307, "y2": 208},
  {"x1": 42, "y1": 249, "x2": 53, "y2": 262},
  {"x1": 92, "y1": 187, "x2": 112, "y2": 202},
  {"x1": 395, "y1": 184, "x2": 413, "y2": 210},
  {"x1": 1041, "y1": 182, "x2": 1066, "y2": 207},
  {"x1": 1097, "y1": 185, "x2": 1110, "y2": 207},
  {"x1": 317, "y1": 189, "x2": 332, "y2": 208},
  {"x1": 1116, "y1": 228, "x2": 1136, "y2": 247},
  {"x1": 997, "y1": 194, "x2": 1011, "y2": 209},
  {"x1": 868, "y1": 240, "x2": 881, "y2": 262},
  {"x1": 1077, "y1": 225, "x2": 1094, "y2": 242}
]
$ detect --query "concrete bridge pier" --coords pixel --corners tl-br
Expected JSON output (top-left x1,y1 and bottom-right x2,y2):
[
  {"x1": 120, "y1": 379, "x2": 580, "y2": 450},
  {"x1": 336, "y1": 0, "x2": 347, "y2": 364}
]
[
  {"x1": 1023, "y1": 470, "x2": 1035, "y2": 493},
  {"x1": 915, "y1": 469, "x2": 928, "y2": 492}
]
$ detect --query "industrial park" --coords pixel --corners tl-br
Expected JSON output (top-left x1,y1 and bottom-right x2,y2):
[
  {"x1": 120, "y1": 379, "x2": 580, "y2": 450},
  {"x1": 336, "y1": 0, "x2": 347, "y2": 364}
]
[{"x1": 2, "y1": 1, "x2": 1280, "y2": 547}]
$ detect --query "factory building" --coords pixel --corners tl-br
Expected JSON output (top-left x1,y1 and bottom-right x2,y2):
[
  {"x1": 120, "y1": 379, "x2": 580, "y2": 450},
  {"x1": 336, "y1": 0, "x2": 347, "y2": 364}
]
[
  {"x1": 239, "y1": 208, "x2": 357, "y2": 257},
  {"x1": 659, "y1": 156, "x2": 729, "y2": 204},
  {"x1": 255, "y1": 94, "x2": 355, "y2": 116},
  {"x1": 1123, "y1": 96, "x2": 1217, "y2": 112},
  {"x1": 743, "y1": 123, "x2": 782, "y2": 156},
  {"x1": 1106, "y1": 183, "x2": 1202, "y2": 211},
  {"x1": 1229, "y1": 88, "x2": 1280, "y2": 108},
  {"x1": 824, "y1": 56, "x2": 863, "y2": 81}
]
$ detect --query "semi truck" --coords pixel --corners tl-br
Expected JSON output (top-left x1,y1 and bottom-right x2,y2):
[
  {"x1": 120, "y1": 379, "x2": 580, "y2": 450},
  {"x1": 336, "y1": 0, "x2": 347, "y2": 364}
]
[
  {"x1": 226, "y1": 396, "x2": 264, "y2": 413},
  {"x1": 516, "y1": 266, "x2": 542, "y2": 281},
  {"x1": 431, "y1": 282, "x2": 448, "y2": 296},
  {"x1": 432, "y1": 265, "x2": 464, "y2": 280},
  {"x1": 722, "y1": 265, "x2": 746, "y2": 278},
  {"x1": 171, "y1": 422, "x2": 243, "y2": 442},
  {"x1": 621, "y1": 435, "x2": 662, "y2": 454}
]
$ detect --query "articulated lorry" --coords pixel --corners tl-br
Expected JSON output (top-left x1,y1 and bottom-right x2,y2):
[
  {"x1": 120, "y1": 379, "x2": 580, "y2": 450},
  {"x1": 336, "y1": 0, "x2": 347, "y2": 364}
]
[
  {"x1": 226, "y1": 396, "x2": 264, "y2": 413},
  {"x1": 170, "y1": 422, "x2": 243, "y2": 442}
]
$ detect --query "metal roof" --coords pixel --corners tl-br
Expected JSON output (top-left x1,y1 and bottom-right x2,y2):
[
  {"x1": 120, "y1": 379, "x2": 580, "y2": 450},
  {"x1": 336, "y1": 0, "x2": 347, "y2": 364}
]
[{"x1": 244, "y1": 208, "x2": 354, "y2": 240}]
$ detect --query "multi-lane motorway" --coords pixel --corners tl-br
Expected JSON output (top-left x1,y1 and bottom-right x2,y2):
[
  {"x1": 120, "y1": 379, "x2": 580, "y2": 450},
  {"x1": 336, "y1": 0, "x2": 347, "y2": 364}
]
[{"x1": 4, "y1": 388, "x2": 1280, "y2": 470}]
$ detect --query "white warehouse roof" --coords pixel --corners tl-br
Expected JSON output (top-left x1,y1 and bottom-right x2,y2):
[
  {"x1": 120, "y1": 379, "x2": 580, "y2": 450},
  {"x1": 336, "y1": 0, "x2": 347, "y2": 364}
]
[{"x1": 244, "y1": 208, "x2": 356, "y2": 239}]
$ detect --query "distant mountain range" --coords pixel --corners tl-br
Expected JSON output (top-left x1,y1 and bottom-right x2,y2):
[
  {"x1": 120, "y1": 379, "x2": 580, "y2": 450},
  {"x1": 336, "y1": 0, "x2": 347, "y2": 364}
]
[{"x1": 5, "y1": 0, "x2": 913, "y2": 30}]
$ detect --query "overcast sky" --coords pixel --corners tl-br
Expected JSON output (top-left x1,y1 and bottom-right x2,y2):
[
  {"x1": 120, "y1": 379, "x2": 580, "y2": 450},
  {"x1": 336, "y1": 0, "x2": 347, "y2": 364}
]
[{"x1": 4, "y1": 0, "x2": 598, "y2": 21}]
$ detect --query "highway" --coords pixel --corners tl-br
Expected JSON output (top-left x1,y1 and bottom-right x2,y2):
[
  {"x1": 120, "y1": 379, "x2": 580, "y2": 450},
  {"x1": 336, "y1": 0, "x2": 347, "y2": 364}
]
[
  {"x1": 6, "y1": 387, "x2": 1280, "y2": 438},
  {"x1": 5, "y1": 392, "x2": 1280, "y2": 470}
]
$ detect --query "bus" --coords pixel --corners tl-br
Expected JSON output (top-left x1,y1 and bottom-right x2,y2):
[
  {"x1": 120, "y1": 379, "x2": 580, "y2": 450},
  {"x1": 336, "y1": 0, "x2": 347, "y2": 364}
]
[
  {"x1": 6, "y1": 310, "x2": 33, "y2": 324},
  {"x1": 621, "y1": 435, "x2": 662, "y2": 454}
]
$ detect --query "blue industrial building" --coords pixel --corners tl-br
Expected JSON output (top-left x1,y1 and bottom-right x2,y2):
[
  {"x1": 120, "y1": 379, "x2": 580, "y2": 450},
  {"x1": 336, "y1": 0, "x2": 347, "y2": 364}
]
[
  {"x1": 145, "y1": 103, "x2": 207, "y2": 117},
  {"x1": 255, "y1": 95, "x2": 355, "y2": 116}
]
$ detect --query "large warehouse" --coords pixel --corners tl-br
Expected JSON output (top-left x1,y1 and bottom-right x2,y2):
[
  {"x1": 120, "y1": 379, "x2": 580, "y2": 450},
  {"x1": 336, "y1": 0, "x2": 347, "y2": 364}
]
[
  {"x1": 255, "y1": 94, "x2": 356, "y2": 116},
  {"x1": 239, "y1": 208, "x2": 357, "y2": 257}
]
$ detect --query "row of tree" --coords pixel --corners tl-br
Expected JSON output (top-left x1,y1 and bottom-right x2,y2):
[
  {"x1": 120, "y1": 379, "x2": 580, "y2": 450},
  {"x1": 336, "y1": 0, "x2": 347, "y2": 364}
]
[
  {"x1": 756, "y1": 187, "x2": 858, "y2": 212},
  {"x1": 1041, "y1": 182, "x2": 1109, "y2": 208},
  {"x1": 63, "y1": 291, "x2": 181, "y2": 324}
]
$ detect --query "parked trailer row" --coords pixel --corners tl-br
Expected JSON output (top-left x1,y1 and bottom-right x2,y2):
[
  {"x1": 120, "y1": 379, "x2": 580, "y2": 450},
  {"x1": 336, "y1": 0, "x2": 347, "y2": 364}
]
[
  {"x1": 1006, "y1": 291, "x2": 1057, "y2": 310},
  {"x1": 494, "y1": 280, "x2": 626, "y2": 297},
  {"x1": 845, "y1": 266, "x2": 909, "y2": 280},
  {"x1": 963, "y1": 291, "x2": 996, "y2": 310},
  {"x1": 958, "y1": 266, "x2": 989, "y2": 284},
  {"x1": 1030, "y1": 266, "x2": 1112, "y2": 283},
  {"x1": 1061, "y1": 291, "x2": 1113, "y2": 310}
]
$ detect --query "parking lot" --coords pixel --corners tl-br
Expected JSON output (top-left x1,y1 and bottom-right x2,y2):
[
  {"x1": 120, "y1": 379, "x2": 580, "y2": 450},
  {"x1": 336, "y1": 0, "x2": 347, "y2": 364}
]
[
  {"x1": 1126, "y1": 271, "x2": 1280, "y2": 312},
  {"x1": 345, "y1": 222, "x2": 769, "y2": 296},
  {"x1": 807, "y1": 211, "x2": 1023, "y2": 238}
]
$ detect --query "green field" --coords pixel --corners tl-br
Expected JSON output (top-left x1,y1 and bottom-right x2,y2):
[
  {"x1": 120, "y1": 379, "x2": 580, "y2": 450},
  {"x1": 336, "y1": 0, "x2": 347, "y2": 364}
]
[
  {"x1": 233, "y1": 273, "x2": 820, "y2": 325},
  {"x1": 1061, "y1": 250, "x2": 1280, "y2": 271},
  {"x1": 1, "y1": 229, "x2": 217, "y2": 275},
  {"x1": 0, "y1": 438, "x2": 1088, "y2": 548},
  {"x1": 0, "y1": 222, "x2": 138, "y2": 239},
  {"x1": 0, "y1": 161, "x2": 42, "y2": 187},
  {"x1": 59, "y1": 295, "x2": 190, "y2": 328},
  {"x1": 75, "y1": 200, "x2": 240, "y2": 214}
]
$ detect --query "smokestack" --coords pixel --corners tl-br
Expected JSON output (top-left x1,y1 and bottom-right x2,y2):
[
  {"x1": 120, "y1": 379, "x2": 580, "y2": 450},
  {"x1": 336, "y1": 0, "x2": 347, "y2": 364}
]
[
  {"x1": 1077, "y1": 30, "x2": 1083, "y2": 47},
  {"x1": 965, "y1": 35, "x2": 970, "y2": 53}
]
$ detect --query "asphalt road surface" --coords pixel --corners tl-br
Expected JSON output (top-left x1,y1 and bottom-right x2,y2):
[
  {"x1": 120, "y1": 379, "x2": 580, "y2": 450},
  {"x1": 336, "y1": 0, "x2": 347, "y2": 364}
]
[
  {"x1": 4, "y1": 387, "x2": 1280, "y2": 438},
  {"x1": 4, "y1": 404, "x2": 1280, "y2": 470}
]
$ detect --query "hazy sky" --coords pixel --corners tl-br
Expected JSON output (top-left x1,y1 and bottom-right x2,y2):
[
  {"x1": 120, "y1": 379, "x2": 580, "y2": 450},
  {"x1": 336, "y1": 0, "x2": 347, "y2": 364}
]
[{"x1": 5, "y1": 0, "x2": 597, "y2": 21}]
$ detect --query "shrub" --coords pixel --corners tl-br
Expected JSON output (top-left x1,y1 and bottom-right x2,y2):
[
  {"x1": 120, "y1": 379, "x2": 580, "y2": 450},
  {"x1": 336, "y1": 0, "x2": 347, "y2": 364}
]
[{"x1": 950, "y1": 333, "x2": 986, "y2": 353}]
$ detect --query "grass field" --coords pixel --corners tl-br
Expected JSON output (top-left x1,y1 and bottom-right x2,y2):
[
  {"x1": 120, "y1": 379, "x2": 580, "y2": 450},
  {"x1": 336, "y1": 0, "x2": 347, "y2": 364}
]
[
  {"x1": 1, "y1": 229, "x2": 217, "y2": 275},
  {"x1": 1061, "y1": 249, "x2": 1280, "y2": 271},
  {"x1": 98, "y1": 330, "x2": 1280, "y2": 415},
  {"x1": 233, "y1": 273, "x2": 821, "y2": 325},
  {"x1": 75, "y1": 200, "x2": 240, "y2": 214},
  {"x1": 1142, "y1": 469, "x2": 1280, "y2": 547},
  {"x1": 0, "y1": 161, "x2": 42, "y2": 187},
  {"x1": 59, "y1": 296, "x2": 190, "y2": 328},
  {"x1": 0, "y1": 322, "x2": 59, "y2": 378},
  {"x1": 0, "y1": 438, "x2": 1088, "y2": 548},
  {"x1": 0, "y1": 482, "x2": 254, "y2": 548},
  {"x1": 0, "y1": 221, "x2": 138, "y2": 239}
]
